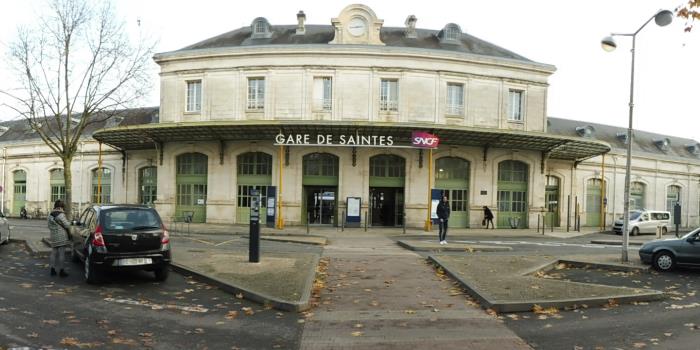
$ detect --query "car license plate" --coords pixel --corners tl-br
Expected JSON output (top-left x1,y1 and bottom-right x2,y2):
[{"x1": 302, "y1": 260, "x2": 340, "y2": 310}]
[{"x1": 113, "y1": 258, "x2": 152, "y2": 266}]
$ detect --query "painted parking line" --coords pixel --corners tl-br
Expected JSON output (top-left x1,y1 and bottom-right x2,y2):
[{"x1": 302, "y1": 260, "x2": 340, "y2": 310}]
[
  {"x1": 214, "y1": 239, "x2": 238, "y2": 247},
  {"x1": 175, "y1": 236, "x2": 216, "y2": 246},
  {"x1": 104, "y1": 297, "x2": 209, "y2": 313}
]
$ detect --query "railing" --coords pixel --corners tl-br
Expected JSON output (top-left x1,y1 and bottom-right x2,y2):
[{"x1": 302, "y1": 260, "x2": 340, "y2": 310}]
[
  {"x1": 446, "y1": 104, "x2": 464, "y2": 116},
  {"x1": 312, "y1": 98, "x2": 332, "y2": 112},
  {"x1": 379, "y1": 100, "x2": 398, "y2": 112}
]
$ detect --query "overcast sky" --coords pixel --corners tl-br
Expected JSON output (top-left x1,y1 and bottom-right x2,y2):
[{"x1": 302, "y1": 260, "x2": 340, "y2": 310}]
[{"x1": 1, "y1": 0, "x2": 698, "y2": 140}]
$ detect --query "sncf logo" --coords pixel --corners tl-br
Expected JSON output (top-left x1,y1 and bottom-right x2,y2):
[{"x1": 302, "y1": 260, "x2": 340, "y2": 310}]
[{"x1": 411, "y1": 131, "x2": 440, "y2": 148}]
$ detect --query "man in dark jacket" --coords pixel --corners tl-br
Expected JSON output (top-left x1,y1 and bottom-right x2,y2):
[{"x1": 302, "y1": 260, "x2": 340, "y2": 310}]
[
  {"x1": 483, "y1": 206, "x2": 495, "y2": 229},
  {"x1": 437, "y1": 195, "x2": 450, "y2": 244}
]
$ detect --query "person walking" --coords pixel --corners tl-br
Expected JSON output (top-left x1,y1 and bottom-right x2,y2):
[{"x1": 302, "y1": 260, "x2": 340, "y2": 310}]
[
  {"x1": 437, "y1": 195, "x2": 450, "y2": 244},
  {"x1": 48, "y1": 200, "x2": 72, "y2": 277},
  {"x1": 483, "y1": 206, "x2": 495, "y2": 229}
]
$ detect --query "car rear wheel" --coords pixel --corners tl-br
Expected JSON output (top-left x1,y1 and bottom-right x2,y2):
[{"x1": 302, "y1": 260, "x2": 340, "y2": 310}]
[
  {"x1": 154, "y1": 265, "x2": 169, "y2": 281},
  {"x1": 84, "y1": 248, "x2": 100, "y2": 284},
  {"x1": 631, "y1": 227, "x2": 640, "y2": 236},
  {"x1": 653, "y1": 251, "x2": 675, "y2": 271}
]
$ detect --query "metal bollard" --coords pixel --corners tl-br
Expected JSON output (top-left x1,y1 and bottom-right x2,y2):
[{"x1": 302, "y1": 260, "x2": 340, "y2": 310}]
[
  {"x1": 537, "y1": 215, "x2": 540, "y2": 233},
  {"x1": 364, "y1": 210, "x2": 368, "y2": 232},
  {"x1": 656, "y1": 225, "x2": 662, "y2": 239},
  {"x1": 341, "y1": 210, "x2": 345, "y2": 232},
  {"x1": 403, "y1": 212, "x2": 406, "y2": 234},
  {"x1": 551, "y1": 214, "x2": 554, "y2": 233},
  {"x1": 542, "y1": 214, "x2": 546, "y2": 235},
  {"x1": 307, "y1": 212, "x2": 310, "y2": 234}
]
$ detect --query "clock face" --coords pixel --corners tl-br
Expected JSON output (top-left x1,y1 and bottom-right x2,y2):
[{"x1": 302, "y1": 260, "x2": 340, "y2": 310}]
[{"x1": 348, "y1": 17, "x2": 366, "y2": 37}]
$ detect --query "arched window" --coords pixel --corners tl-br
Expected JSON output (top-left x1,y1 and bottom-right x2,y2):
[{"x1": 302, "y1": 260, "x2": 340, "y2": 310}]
[
  {"x1": 303, "y1": 153, "x2": 338, "y2": 177},
  {"x1": 370, "y1": 155, "x2": 405, "y2": 178},
  {"x1": 435, "y1": 157, "x2": 469, "y2": 180},
  {"x1": 667, "y1": 185, "x2": 681, "y2": 224},
  {"x1": 498, "y1": 160, "x2": 528, "y2": 183},
  {"x1": 91, "y1": 168, "x2": 112, "y2": 204},
  {"x1": 139, "y1": 166, "x2": 157, "y2": 206},
  {"x1": 630, "y1": 182, "x2": 646, "y2": 211},
  {"x1": 237, "y1": 152, "x2": 272, "y2": 176},
  {"x1": 50, "y1": 169, "x2": 65, "y2": 202}
]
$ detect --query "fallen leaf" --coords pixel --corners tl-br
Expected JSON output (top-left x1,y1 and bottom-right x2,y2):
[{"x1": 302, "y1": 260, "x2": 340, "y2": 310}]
[
  {"x1": 242, "y1": 307, "x2": 254, "y2": 316},
  {"x1": 235, "y1": 293, "x2": 244, "y2": 299},
  {"x1": 42, "y1": 320, "x2": 59, "y2": 325},
  {"x1": 633, "y1": 342, "x2": 647, "y2": 348},
  {"x1": 225, "y1": 311, "x2": 239, "y2": 320},
  {"x1": 60, "y1": 337, "x2": 80, "y2": 346},
  {"x1": 351, "y1": 331, "x2": 363, "y2": 337}
]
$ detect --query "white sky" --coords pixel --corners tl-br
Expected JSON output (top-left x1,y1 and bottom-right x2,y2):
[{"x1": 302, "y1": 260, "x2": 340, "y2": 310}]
[{"x1": 1, "y1": 0, "x2": 698, "y2": 140}]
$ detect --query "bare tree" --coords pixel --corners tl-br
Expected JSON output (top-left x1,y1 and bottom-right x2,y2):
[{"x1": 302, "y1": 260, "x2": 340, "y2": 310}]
[
  {"x1": 678, "y1": 0, "x2": 700, "y2": 31},
  {"x1": 1, "y1": 0, "x2": 154, "y2": 216}
]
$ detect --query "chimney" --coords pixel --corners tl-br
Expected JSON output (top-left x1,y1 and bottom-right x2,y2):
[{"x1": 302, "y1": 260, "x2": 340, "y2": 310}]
[
  {"x1": 405, "y1": 15, "x2": 417, "y2": 38},
  {"x1": 296, "y1": 10, "x2": 306, "y2": 35}
]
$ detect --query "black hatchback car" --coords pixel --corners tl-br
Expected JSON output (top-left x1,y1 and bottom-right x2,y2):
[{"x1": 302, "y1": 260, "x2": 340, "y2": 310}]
[
  {"x1": 639, "y1": 228, "x2": 700, "y2": 271},
  {"x1": 71, "y1": 205, "x2": 171, "y2": 283}
]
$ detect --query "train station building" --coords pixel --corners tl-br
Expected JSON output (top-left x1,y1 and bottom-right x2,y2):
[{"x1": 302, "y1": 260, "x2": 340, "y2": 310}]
[{"x1": 2, "y1": 4, "x2": 699, "y2": 229}]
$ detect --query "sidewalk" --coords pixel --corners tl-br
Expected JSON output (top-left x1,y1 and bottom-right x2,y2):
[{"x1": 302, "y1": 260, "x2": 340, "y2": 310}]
[{"x1": 299, "y1": 232, "x2": 532, "y2": 350}]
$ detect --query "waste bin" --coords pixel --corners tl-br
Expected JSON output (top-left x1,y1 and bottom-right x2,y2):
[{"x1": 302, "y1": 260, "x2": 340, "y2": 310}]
[{"x1": 509, "y1": 217, "x2": 520, "y2": 229}]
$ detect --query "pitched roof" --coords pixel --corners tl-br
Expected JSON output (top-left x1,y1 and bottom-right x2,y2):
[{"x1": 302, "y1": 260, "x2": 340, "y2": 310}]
[
  {"x1": 0, "y1": 107, "x2": 159, "y2": 144},
  {"x1": 176, "y1": 25, "x2": 532, "y2": 62},
  {"x1": 547, "y1": 117, "x2": 700, "y2": 162}
]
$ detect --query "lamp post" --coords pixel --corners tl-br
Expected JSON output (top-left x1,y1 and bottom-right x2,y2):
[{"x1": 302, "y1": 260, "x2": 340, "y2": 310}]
[{"x1": 601, "y1": 9, "x2": 673, "y2": 262}]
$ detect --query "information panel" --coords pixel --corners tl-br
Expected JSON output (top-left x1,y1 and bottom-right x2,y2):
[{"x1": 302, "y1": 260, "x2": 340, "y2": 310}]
[
  {"x1": 266, "y1": 186, "x2": 276, "y2": 228},
  {"x1": 346, "y1": 197, "x2": 361, "y2": 228}
]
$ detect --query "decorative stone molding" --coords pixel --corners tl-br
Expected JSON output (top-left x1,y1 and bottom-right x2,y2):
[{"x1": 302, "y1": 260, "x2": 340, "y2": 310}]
[{"x1": 329, "y1": 4, "x2": 385, "y2": 45}]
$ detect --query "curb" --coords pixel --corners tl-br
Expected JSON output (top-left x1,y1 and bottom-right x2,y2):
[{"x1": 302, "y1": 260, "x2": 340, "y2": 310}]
[
  {"x1": 171, "y1": 253, "x2": 320, "y2": 312},
  {"x1": 397, "y1": 240, "x2": 512, "y2": 252},
  {"x1": 429, "y1": 255, "x2": 665, "y2": 313},
  {"x1": 12, "y1": 237, "x2": 51, "y2": 258}
]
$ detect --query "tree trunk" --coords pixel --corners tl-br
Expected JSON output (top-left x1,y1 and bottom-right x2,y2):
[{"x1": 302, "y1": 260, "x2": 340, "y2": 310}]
[{"x1": 62, "y1": 156, "x2": 74, "y2": 219}]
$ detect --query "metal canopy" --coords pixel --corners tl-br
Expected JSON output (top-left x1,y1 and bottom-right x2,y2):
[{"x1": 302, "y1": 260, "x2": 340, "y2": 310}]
[{"x1": 92, "y1": 120, "x2": 610, "y2": 161}]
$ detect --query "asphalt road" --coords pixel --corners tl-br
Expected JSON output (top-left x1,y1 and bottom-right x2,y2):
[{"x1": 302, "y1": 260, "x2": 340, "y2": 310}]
[
  {"x1": 502, "y1": 265, "x2": 700, "y2": 350},
  {"x1": 0, "y1": 241, "x2": 304, "y2": 350}
]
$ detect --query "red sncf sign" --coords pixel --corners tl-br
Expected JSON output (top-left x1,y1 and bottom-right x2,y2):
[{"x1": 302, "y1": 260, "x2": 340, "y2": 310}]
[{"x1": 411, "y1": 131, "x2": 440, "y2": 148}]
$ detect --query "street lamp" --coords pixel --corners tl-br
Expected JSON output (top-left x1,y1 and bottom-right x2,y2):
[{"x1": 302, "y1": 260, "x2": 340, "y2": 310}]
[{"x1": 601, "y1": 9, "x2": 673, "y2": 262}]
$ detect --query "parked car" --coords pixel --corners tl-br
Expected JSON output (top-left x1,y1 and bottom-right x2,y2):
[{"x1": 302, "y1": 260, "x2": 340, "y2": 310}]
[
  {"x1": 0, "y1": 212, "x2": 10, "y2": 245},
  {"x1": 71, "y1": 205, "x2": 171, "y2": 283},
  {"x1": 639, "y1": 228, "x2": 700, "y2": 271},
  {"x1": 612, "y1": 210, "x2": 670, "y2": 236}
]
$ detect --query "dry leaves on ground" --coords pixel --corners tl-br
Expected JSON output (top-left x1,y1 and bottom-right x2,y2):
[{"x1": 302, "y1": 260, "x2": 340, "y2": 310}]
[{"x1": 532, "y1": 304, "x2": 559, "y2": 315}]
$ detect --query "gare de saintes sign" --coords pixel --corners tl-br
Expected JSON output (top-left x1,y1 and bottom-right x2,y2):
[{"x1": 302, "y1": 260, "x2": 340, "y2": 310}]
[{"x1": 274, "y1": 131, "x2": 439, "y2": 149}]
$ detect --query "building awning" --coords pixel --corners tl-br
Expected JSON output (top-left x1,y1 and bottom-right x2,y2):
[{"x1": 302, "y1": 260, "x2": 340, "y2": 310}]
[{"x1": 92, "y1": 120, "x2": 610, "y2": 161}]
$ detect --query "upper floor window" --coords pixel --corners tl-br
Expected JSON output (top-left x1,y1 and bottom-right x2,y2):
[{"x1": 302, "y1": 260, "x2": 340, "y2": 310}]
[
  {"x1": 238, "y1": 152, "x2": 272, "y2": 176},
  {"x1": 440, "y1": 23, "x2": 462, "y2": 43},
  {"x1": 508, "y1": 90, "x2": 523, "y2": 121},
  {"x1": 186, "y1": 80, "x2": 202, "y2": 113},
  {"x1": 380, "y1": 79, "x2": 399, "y2": 112},
  {"x1": 247, "y1": 78, "x2": 265, "y2": 110},
  {"x1": 251, "y1": 17, "x2": 272, "y2": 39},
  {"x1": 313, "y1": 77, "x2": 332, "y2": 111},
  {"x1": 446, "y1": 83, "x2": 464, "y2": 115}
]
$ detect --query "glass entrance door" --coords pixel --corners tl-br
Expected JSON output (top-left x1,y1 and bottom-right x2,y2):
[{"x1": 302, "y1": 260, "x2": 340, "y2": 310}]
[
  {"x1": 304, "y1": 186, "x2": 336, "y2": 225},
  {"x1": 369, "y1": 187, "x2": 404, "y2": 227}
]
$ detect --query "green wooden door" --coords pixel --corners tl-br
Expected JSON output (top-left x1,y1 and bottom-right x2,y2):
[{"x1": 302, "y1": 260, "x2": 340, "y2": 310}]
[
  {"x1": 545, "y1": 175, "x2": 560, "y2": 227},
  {"x1": 139, "y1": 167, "x2": 157, "y2": 206},
  {"x1": 497, "y1": 161, "x2": 528, "y2": 228},
  {"x1": 435, "y1": 157, "x2": 470, "y2": 228},
  {"x1": 13, "y1": 170, "x2": 26, "y2": 215},
  {"x1": 630, "y1": 182, "x2": 646, "y2": 211},
  {"x1": 301, "y1": 153, "x2": 339, "y2": 226},
  {"x1": 176, "y1": 153, "x2": 208, "y2": 223},
  {"x1": 666, "y1": 185, "x2": 681, "y2": 225},
  {"x1": 236, "y1": 152, "x2": 273, "y2": 224},
  {"x1": 369, "y1": 155, "x2": 405, "y2": 227},
  {"x1": 585, "y1": 178, "x2": 603, "y2": 227}
]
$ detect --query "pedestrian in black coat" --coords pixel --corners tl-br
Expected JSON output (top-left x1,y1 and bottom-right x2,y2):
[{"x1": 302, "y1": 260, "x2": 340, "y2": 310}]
[
  {"x1": 483, "y1": 206, "x2": 495, "y2": 229},
  {"x1": 437, "y1": 196, "x2": 450, "y2": 244}
]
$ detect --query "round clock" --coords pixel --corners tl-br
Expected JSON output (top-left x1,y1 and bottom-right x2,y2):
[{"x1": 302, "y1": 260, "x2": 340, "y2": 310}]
[{"x1": 348, "y1": 17, "x2": 366, "y2": 37}]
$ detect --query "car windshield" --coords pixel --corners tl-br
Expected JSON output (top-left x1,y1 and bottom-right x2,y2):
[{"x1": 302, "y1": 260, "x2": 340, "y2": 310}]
[
  {"x1": 102, "y1": 209, "x2": 161, "y2": 231},
  {"x1": 681, "y1": 228, "x2": 700, "y2": 240},
  {"x1": 629, "y1": 211, "x2": 642, "y2": 220}
]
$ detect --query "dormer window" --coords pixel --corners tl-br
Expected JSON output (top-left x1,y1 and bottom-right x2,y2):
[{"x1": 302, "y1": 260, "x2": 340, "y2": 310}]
[
  {"x1": 251, "y1": 17, "x2": 272, "y2": 39},
  {"x1": 616, "y1": 132, "x2": 629, "y2": 144},
  {"x1": 686, "y1": 143, "x2": 700, "y2": 155},
  {"x1": 0, "y1": 126, "x2": 8, "y2": 137},
  {"x1": 654, "y1": 138, "x2": 671, "y2": 151},
  {"x1": 439, "y1": 23, "x2": 461, "y2": 43},
  {"x1": 575, "y1": 125, "x2": 595, "y2": 138}
]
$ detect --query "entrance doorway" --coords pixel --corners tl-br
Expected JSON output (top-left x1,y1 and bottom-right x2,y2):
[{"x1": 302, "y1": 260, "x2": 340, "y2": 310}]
[
  {"x1": 369, "y1": 187, "x2": 404, "y2": 227},
  {"x1": 304, "y1": 186, "x2": 336, "y2": 225}
]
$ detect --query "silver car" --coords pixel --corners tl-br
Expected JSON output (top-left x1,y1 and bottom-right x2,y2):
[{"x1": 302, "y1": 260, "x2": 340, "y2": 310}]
[{"x1": 0, "y1": 212, "x2": 10, "y2": 245}]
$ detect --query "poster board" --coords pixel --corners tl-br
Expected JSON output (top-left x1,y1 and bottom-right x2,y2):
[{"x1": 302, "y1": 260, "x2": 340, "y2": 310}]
[{"x1": 346, "y1": 197, "x2": 361, "y2": 227}]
